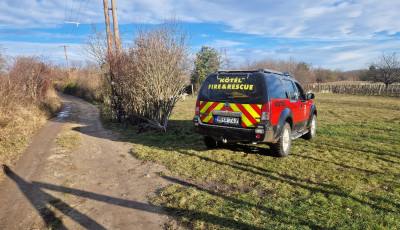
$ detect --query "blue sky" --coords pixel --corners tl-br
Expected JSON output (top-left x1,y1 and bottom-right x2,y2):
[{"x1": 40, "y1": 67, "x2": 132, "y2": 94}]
[{"x1": 1, "y1": 0, "x2": 400, "y2": 70}]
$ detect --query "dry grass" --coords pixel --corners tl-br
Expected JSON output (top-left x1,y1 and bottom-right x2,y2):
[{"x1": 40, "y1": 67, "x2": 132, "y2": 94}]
[
  {"x1": 57, "y1": 131, "x2": 81, "y2": 151},
  {"x1": 0, "y1": 77, "x2": 61, "y2": 178},
  {"x1": 54, "y1": 68, "x2": 109, "y2": 104}
]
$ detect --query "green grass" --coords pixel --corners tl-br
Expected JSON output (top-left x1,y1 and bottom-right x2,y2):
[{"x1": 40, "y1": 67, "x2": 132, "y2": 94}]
[
  {"x1": 57, "y1": 132, "x2": 80, "y2": 151},
  {"x1": 106, "y1": 94, "x2": 400, "y2": 229}
]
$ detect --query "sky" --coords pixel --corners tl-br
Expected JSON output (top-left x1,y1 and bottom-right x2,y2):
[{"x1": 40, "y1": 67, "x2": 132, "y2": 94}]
[{"x1": 1, "y1": 0, "x2": 400, "y2": 71}]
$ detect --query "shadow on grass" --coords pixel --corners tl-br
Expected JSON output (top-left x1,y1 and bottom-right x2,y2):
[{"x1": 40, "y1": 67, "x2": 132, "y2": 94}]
[
  {"x1": 175, "y1": 150, "x2": 399, "y2": 213},
  {"x1": 376, "y1": 156, "x2": 400, "y2": 164},
  {"x1": 161, "y1": 175, "x2": 324, "y2": 229},
  {"x1": 223, "y1": 143, "x2": 275, "y2": 157},
  {"x1": 321, "y1": 142, "x2": 400, "y2": 160},
  {"x1": 234, "y1": 159, "x2": 400, "y2": 212},
  {"x1": 291, "y1": 154, "x2": 384, "y2": 175}
]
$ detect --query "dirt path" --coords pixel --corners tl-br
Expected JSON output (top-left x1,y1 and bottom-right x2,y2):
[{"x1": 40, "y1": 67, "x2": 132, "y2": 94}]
[{"x1": 0, "y1": 94, "x2": 171, "y2": 230}]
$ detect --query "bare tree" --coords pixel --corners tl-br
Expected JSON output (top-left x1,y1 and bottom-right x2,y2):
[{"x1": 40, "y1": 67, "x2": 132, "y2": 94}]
[
  {"x1": 314, "y1": 67, "x2": 331, "y2": 83},
  {"x1": 239, "y1": 57, "x2": 317, "y2": 84},
  {"x1": 293, "y1": 61, "x2": 316, "y2": 84},
  {"x1": 124, "y1": 19, "x2": 192, "y2": 131},
  {"x1": 219, "y1": 48, "x2": 234, "y2": 70},
  {"x1": 82, "y1": 25, "x2": 110, "y2": 66},
  {"x1": 367, "y1": 52, "x2": 400, "y2": 88}
]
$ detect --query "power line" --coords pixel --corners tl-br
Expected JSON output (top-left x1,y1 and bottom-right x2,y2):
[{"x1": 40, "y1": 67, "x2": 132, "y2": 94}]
[
  {"x1": 60, "y1": 0, "x2": 90, "y2": 45},
  {"x1": 70, "y1": 0, "x2": 86, "y2": 38},
  {"x1": 72, "y1": 0, "x2": 90, "y2": 39},
  {"x1": 78, "y1": 0, "x2": 90, "y2": 24},
  {"x1": 64, "y1": 0, "x2": 78, "y2": 44},
  {"x1": 60, "y1": 0, "x2": 69, "y2": 44}
]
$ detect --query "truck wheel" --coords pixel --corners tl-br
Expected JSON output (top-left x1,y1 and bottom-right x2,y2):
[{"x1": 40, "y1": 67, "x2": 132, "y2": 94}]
[
  {"x1": 204, "y1": 136, "x2": 220, "y2": 149},
  {"x1": 303, "y1": 114, "x2": 317, "y2": 140},
  {"x1": 270, "y1": 122, "x2": 291, "y2": 157}
]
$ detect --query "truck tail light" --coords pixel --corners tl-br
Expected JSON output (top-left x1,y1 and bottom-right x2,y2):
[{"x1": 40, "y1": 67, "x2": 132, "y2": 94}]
[
  {"x1": 195, "y1": 100, "x2": 200, "y2": 116},
  {"x1": 261, "y1": 102, "x2": 271, "y2": 121}
]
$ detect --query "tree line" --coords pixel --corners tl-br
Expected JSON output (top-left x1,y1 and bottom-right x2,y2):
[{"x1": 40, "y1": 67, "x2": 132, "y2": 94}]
[{"x1": 190, "y1": 47, "x2": 400, "y2": 92}]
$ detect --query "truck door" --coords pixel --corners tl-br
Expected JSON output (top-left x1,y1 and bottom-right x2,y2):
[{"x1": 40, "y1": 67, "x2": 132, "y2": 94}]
[
  {"x1": 282, "y1": 79, "x2": 303, "y2": 130},
  {"x1": 294, "y1": 82, "x2": 309, "y2": 129}
]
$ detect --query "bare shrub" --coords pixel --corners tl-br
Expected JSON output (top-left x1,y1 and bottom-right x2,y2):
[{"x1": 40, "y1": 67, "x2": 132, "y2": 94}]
[
  {"x1": 0, "y1": 54, "x2": 61, "y2": 168},
  {"x1": 111, "y1": 19, "x2": 191, "y2": 131},
  {"x1": 8, "y1": 56, "x2": 55, "y2": 101},
  {"x1": 83, "y1": 19, "x2": 192, "y2": 131}
]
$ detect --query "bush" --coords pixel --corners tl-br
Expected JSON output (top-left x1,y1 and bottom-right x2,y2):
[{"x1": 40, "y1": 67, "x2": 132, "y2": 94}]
[
  {"x1": 119, "y1": 19, "x2": 192, "y2": 131},
  {"x1": 8, "y1": 56, "x2": 55, "y2": 101},
  {"x1": 63, "y1": 82, "x2": 76, "y2": 95},
  {"x1": 0, "y1": 55, "x2": 61, "y2": 172},
  {"x1": 83, "y1": 19, "x2": 192, "y2": 131}
]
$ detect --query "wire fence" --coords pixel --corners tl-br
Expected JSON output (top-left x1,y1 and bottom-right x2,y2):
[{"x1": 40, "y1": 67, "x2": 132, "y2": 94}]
[{"x1": 303, "y1": 83, "x2": 400, "y2": 97}]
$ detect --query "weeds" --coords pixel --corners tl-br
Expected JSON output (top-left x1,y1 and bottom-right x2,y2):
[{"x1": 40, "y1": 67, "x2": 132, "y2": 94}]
[{"x1": 57, "y1": 132, "x2": 80, "y2": 151}]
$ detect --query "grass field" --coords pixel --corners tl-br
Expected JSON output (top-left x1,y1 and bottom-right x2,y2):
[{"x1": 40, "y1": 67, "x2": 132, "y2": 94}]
[{"x1": 110, "y1": 93, "x2": 400, "y2": 229}]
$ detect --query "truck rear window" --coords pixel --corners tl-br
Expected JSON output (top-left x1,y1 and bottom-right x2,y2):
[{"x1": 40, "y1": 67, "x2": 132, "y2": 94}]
[{"x1": 198, "y1": 74, "x2": 267, "y2": 104}]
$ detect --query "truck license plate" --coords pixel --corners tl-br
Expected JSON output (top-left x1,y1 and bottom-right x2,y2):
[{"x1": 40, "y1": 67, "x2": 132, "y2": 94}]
[{"x1": 215, "y1": 116, "x2": 239, "y2": 125}]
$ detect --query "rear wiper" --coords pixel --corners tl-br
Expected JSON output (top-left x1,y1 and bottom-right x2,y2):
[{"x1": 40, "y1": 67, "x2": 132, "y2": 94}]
[
  {"x1": 222, "y1": 92, "x2": 235, "y2": 99},
  {"x1": 231, "y1": 92, "x2": 249, "y2": 98}
]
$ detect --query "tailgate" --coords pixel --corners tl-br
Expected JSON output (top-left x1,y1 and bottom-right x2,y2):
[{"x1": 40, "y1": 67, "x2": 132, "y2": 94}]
[{"x1": 199, "y1": 101, "x2": 262, "y2": 128}]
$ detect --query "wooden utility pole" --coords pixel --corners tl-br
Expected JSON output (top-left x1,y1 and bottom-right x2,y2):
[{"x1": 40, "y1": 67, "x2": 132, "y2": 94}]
[
  {"x1": 102, "y1": 0, "x2": 113, "y2": 61},
  {"x1": 103, "y1": 0, "x2": 122, "y2": 121},
  {"x1": 59, "y1": 45, "x2": 70, "y2": 79},
  {"x1": 110, "y1": 0, "x2": 120, "y2": 57}
]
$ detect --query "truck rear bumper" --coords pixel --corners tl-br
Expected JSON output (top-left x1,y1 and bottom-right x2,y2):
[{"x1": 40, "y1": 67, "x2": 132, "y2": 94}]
[{"x1": 193, "y1": 115, "x2": 276, "y2": 143}]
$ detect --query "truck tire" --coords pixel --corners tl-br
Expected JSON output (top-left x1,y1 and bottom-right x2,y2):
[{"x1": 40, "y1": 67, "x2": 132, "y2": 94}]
[
  {"x1": 303, "y1": 114, "x2": 317, "y2": 140},
  {"x1": 270, "y1": 122, "x2": 291, "y2": 157}
]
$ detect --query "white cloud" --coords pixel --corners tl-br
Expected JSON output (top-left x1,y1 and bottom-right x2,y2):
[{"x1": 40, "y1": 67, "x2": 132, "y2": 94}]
[
  {"x1": 1, "y1": 0, "x2": 400, "y2": 40},
  {"x1": 1, "y1": 0, "x2": 399, "y2": 39},
  {"x1": 0, "y1": 41, "x2": 86, "y2": 66},
  {"x1": 1, "y1": 0, "x2": 400, "y2": 71},
  {"x1": 210, "y1": 40, "x2": 244, "y2": 48},
  {"x1": 302, "y1": 6, "x2": 332, "y2": 18},
  {"x1": 210, "y1": 37, "x2": 400, "y2": 70}
]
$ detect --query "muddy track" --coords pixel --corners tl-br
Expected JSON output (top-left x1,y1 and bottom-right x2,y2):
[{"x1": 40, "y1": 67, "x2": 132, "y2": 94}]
[{"x1": 0, "y1": 94, "x2": 171, "y2": 229}]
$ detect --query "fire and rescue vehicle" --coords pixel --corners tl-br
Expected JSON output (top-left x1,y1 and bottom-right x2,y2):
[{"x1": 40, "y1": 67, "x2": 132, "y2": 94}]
[{"x1": 193, "y1": 68, "x2": 317, "y2": 157}]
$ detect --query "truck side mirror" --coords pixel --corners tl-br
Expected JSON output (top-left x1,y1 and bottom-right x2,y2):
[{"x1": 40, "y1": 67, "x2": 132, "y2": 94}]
[{"x1": 307, "y1": 93, "x2": 315, "y2": 100}]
